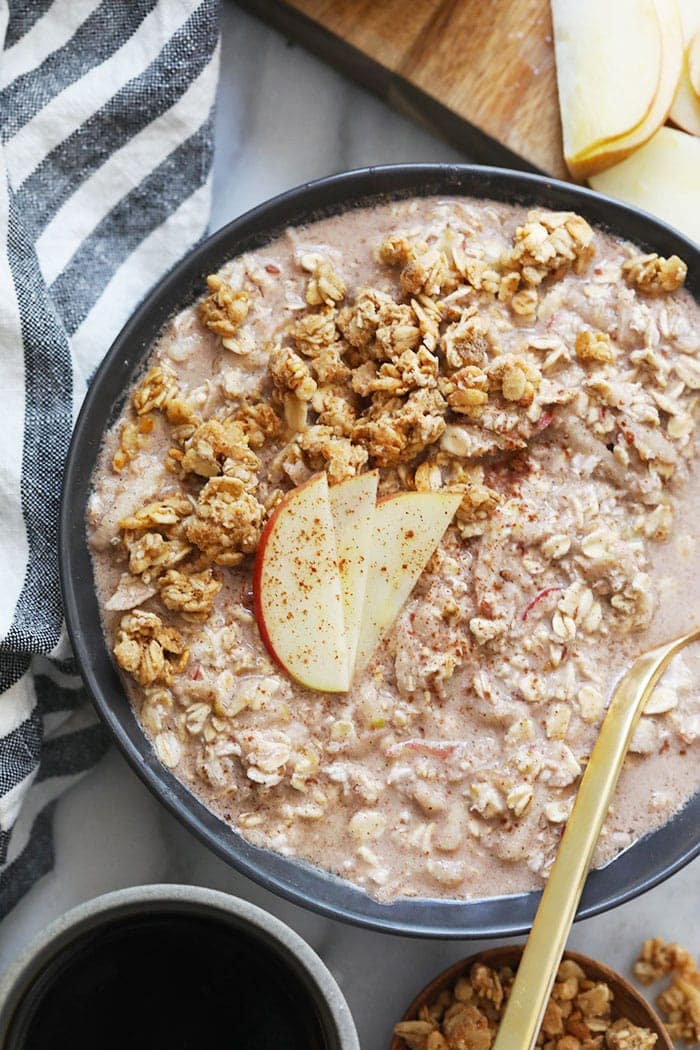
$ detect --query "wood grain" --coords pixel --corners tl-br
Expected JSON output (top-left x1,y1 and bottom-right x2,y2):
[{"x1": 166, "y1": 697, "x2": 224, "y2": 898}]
[
  {"x1": 239, "y1": 0, "x2": 568, "y2": 179},
  {"x1": 390, "y1": 947, "x2": 674, "y2": 1050}
]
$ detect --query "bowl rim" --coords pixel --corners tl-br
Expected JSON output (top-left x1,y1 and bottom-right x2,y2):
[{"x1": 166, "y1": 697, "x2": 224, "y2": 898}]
[
  {"x1": 0, "y1": 884, "x2": 359, "y2": 1050},
  {"x1": 60, "y1": 162, "x2": 700, "y2": 939}
]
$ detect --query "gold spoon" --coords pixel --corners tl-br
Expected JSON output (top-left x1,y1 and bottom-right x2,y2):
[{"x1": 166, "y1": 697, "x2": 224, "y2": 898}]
[{"x1": 492, "y1": 627, "x2": 700, "y2": 1050}]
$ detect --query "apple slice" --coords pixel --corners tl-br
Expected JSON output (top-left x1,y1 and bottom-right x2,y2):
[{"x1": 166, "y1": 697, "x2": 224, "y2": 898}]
[
  {"x1": 353, "y1": 491, "x2": 462, "y2": 678},
  {"x1": 253, "y1": 472, "x2": 349, "y2": 693},
  {"x1": 328, "y1": 471, "x2": 378, "y2": 670},
  {"x1": 669, "y1": 0, "x2": 700, "y2": 135},
  {"x1": 568, "y1": 0, "x2": 683, "y2": 179},
  {"x1": 590, "y1": 126, "x2": 700, "y2": 246},
  {"x1": 670, "y1": 51, "x2": 700, "y2": 135},
  {"x1": 690, "y1": 32, "x2": 700, "y2": 96},
  {"x1": 552, "y1": 0, "x2": 662, "y2": 168}
]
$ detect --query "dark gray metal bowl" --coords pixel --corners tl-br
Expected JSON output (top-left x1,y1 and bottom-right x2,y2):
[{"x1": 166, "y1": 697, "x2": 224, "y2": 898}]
[{"x1": 60, "y1": 164, "x2": 700, "y2": 938}]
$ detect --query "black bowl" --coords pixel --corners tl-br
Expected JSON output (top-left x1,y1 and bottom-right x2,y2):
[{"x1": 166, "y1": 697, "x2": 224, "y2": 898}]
[
  {"x1": 60, "y1": 164, "x2": 700, "y2": 938},
  {"x1": 0, "y1": 885, "x2": 358, "y2": 1049}
]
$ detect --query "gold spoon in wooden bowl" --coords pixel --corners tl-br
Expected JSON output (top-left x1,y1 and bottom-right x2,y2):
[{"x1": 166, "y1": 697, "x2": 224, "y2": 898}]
[{"x1": 491, "y1": 627, "x2": 700, "y2": 1050}]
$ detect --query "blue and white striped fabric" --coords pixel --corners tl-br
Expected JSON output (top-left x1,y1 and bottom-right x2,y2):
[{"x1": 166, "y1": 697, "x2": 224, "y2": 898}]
[{"x1": 0, "y1": 0, "x2": 220, "y2": 916}]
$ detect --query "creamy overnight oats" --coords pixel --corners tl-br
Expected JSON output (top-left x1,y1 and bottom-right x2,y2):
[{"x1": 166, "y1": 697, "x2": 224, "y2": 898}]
[{"x1": 87, "y1": 196, "x2": 700, "y2": 901}]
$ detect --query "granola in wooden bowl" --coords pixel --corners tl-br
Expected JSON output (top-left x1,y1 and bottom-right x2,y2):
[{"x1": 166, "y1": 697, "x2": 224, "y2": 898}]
[{"x1": 392, "y1": 946, "x2": 674, "y2": 1050}]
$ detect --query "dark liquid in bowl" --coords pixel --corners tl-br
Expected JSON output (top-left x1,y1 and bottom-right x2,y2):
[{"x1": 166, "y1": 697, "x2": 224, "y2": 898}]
[{"x1": 7, "y1": 913, "x2": 326, "y2": 1050}]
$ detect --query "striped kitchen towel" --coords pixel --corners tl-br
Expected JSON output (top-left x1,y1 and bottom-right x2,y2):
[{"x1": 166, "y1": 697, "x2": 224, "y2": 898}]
[{"x1": 0, "y1": 0, "x2": 220, "y2": 917}]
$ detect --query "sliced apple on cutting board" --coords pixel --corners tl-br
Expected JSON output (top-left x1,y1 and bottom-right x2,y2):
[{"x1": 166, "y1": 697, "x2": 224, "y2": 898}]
[
  {"x1": 590, "y1": 126, "x2": 700, "y2": 246},
  {"x1": 353, "y1": 491, "x2": 463, "y2": 678},
  {"x1": 689, "y1": 31, "x2": 700, "y2": 97},
  {"x1": 328, "y1": 470, "x2": 378, "y2": 670},
  {"x1": 565, "y1": 0, "x2": 683, "y2": 180},
  {"x1": 670, "y1": 51, "x2": 700, "y2": 136},
  {"x1": 552, "y1": 0, "x2": 663, "y2": 174},
  {"x1": 669, "y1": 0, "x2": 700, "y2": 135},
  {"x1": 253, "y1": 472, "x2": 349, "y2": 693}
]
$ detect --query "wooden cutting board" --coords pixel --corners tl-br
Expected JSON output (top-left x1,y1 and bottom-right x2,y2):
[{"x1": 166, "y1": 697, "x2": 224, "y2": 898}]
[{"x1": 238, "y1": 0, "x2": 568, "y2": 180}]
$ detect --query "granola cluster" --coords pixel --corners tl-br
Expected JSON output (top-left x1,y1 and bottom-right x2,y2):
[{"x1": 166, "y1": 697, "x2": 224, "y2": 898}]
[
  {"x1": 394, "y1": 958, "x2": 657, "y2": 1050},
  {"x1": 113, "y1": 609, "x2": 188, "y2": 687},
  {"x1": 622, "y1": 254, "x2": 688, "y2": 296},
  {"x1": 199, "y1": 273, "x2": 250, "y2": 348},
  {"x1": 634, "y1": 939, "x2": 700, "y2": 1045}
]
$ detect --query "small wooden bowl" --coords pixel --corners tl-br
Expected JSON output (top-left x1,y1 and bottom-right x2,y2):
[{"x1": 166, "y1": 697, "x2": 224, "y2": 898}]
[{"x1": 390, "y1": 946, "x2": 673, "y2": 1050}]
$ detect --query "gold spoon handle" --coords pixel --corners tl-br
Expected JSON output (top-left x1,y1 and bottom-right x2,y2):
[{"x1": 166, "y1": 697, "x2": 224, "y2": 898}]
[{"x1": 492, "y1": 627, "x2": 700, "y2": 1050}]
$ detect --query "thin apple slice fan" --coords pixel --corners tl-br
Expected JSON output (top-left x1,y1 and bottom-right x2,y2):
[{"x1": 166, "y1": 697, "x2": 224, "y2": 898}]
[{"x1": 254, "y1": 476, "x2": 461, "y2": 692}]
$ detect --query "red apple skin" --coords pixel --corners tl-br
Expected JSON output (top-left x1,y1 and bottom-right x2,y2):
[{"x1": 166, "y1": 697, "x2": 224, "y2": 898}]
[{"x1": 252, "y1": 472, "x2": 323, "y2": 675}]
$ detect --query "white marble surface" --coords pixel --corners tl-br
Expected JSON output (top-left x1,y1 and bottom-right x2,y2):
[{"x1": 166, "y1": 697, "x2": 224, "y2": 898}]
[{"x1": 1, "y1": 6, "x2": 698, "y2": 1049}]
